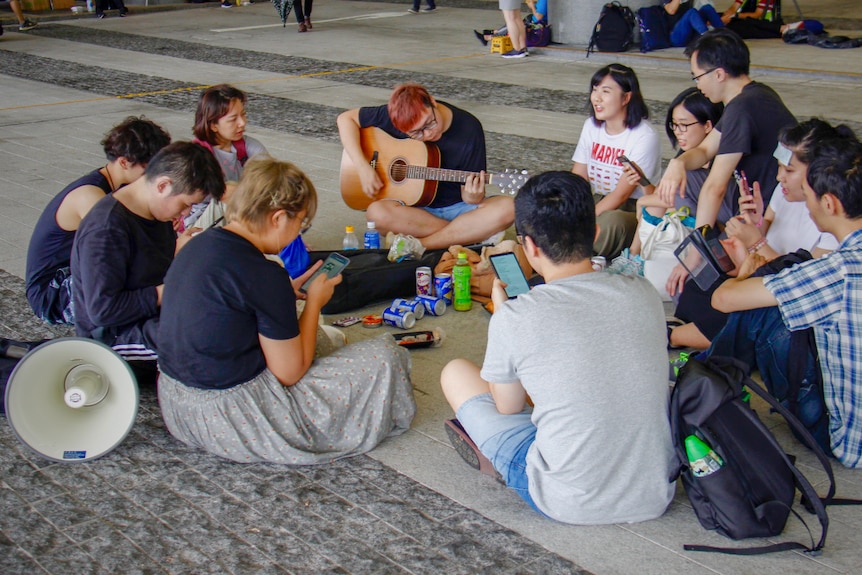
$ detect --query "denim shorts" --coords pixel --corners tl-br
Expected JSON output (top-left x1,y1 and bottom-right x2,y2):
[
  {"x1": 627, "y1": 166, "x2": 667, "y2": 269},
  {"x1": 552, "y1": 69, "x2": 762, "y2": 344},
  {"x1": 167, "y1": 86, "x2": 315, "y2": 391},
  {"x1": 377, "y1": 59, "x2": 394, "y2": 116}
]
[
  {"x1": 456, "y1": 393, "x2": 543, "y2": 513},
  {"x1": 423, "y1": 201, "x2": 479, "y2": 221}
]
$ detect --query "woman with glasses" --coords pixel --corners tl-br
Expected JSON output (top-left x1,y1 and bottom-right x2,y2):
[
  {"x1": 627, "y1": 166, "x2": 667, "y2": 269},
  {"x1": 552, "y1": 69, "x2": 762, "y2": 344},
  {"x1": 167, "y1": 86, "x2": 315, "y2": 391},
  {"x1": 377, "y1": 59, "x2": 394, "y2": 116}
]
[
  {"x1": 157, "y1": 157, "x2": 416, "y2": 465},
  {"x1": 571, "y1": 64, "x2": 660, "y2": 260}
]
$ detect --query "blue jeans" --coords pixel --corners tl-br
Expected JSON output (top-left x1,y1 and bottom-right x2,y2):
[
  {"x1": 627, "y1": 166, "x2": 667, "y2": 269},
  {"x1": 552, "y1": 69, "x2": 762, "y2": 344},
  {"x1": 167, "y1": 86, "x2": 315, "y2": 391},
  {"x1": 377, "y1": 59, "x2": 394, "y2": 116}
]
[
  {"x1": 456, "y1": 393, "x2": 544, "y2": 514},
  {"x1": 670, "y1": 6, "x2": 724, "y2": 47},
  {"x1": 706, "y1": 305, "x2": 831, "y2": 452}
]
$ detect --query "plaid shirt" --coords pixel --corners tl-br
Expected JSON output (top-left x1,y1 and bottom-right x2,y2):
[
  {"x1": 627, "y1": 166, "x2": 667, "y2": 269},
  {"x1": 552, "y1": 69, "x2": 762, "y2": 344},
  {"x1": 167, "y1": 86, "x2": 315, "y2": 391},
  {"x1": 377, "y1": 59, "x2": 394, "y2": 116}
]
[{"x1": 764, "y1": 228, "x2": 862, "y2": 468}]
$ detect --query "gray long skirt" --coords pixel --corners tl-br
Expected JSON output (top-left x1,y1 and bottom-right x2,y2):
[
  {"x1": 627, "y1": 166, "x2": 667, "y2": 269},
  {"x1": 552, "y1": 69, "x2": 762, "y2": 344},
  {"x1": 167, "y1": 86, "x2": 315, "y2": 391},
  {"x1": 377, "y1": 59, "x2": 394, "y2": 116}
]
[{"x1": 157, "y1": 335, "x2": 415, "y2": 465}]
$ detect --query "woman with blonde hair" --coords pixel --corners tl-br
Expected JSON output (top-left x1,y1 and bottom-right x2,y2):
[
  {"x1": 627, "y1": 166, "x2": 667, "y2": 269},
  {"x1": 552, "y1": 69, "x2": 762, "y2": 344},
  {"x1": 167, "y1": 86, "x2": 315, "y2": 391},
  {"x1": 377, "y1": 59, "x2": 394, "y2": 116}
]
[{"x1": 157, "y1": 156, "x2": 416, "y2": 465}]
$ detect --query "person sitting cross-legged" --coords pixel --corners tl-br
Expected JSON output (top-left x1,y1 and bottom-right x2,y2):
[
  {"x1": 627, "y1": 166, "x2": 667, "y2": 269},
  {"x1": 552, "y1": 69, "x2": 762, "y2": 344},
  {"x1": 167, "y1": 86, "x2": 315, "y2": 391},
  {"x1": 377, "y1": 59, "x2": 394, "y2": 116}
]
[{"x1": 441, "y1": 171, "x2": 675, "y2": 524}]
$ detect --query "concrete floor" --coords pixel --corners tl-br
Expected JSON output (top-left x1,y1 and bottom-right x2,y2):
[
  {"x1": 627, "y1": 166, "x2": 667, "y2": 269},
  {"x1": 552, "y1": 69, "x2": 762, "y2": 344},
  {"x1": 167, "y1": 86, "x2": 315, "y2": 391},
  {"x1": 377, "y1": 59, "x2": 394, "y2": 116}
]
[{"x1": 2, "y1": 1, "x2": 862, "y2": 573}]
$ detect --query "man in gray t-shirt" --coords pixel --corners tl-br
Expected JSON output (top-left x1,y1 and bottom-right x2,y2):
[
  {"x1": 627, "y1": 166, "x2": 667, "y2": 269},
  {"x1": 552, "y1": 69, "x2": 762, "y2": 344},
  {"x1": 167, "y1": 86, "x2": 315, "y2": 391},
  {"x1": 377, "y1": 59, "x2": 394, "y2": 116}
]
[{"x1": 441, "y1": 171, "x2": 675, "y2": 524}]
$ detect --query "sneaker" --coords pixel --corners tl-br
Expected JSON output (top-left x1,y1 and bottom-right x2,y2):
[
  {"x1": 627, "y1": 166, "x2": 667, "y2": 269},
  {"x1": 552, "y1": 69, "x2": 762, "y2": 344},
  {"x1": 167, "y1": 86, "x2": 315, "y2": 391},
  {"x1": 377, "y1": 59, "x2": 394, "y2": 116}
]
[
  {"x1": 482, "y1": 230, "x2": 506, "y2": 246},
  {"x1": 444, "y1": 419, "x2": 504, "y2": 483},
  {"x1": 406, "y1": 8, "x2": 418, "y2": 13},
  {"x1": 501, "y1": 48, "x2": 528, "y2": 59},
  {"x1": 421, "y1": 6, "x2": 436, "y2": 12},
  {"x1": 473, "y1": 29, "x2": 488, "y2": 46},
  {"x1": 18, "y1": 19, "x2": 38, "y2": 31},
  {"x1": 118, "y1": 6, "x2": 128, "y2": 16},
  {"x1": 96, "y1": 13, "x2": 106, "y2": 18},
  {"x1": 221, "y1": 1, "x2": 232, "y2": 7}
]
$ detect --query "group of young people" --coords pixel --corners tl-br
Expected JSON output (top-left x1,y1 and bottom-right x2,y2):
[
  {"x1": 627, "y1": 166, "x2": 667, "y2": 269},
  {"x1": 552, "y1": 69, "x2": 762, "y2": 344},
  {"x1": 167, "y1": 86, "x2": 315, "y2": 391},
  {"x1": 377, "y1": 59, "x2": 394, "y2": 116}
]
[{"x1": 23, "y1": 25, "x2": 862, "y2": 526}]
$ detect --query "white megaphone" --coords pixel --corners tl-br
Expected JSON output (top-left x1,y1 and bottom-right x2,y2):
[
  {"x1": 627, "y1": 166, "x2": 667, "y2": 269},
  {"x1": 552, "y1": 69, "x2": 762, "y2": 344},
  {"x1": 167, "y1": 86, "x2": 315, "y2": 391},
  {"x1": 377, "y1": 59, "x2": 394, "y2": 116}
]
[{"x1": 4, "y1": 338, "x2": 139, "y2": 462}]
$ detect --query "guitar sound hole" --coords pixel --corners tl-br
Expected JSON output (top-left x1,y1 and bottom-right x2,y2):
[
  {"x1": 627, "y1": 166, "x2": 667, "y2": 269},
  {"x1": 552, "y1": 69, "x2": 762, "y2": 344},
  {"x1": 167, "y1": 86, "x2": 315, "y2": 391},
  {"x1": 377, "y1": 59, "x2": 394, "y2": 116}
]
[{"x1": 389, "y1": 159, "x2": 408, "y2": 184}]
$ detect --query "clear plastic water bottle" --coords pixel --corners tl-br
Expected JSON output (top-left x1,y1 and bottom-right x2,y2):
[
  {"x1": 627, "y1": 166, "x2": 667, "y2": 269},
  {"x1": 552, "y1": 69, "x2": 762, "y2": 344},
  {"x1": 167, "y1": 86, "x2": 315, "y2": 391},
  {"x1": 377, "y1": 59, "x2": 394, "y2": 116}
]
[
  {"x1": 685, "y1": 435, "x2": 724, "y2": 477},
  {"x1": 364, "y1": 221, "x2": 380, "y2": 250},
  {"x1": 453, "y1": 252, "x2": 472, "y2": 311},
  {"x1": 342, "y1": 225, "x2": 359, "y2": 250}
]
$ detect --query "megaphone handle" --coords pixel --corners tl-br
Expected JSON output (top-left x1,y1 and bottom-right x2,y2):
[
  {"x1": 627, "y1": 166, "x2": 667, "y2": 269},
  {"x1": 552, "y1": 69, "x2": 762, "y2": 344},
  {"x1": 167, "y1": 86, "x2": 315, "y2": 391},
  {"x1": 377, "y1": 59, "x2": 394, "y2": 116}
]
[{"x1": 5, "y1": 345, "x2": 28, "y2": 359}]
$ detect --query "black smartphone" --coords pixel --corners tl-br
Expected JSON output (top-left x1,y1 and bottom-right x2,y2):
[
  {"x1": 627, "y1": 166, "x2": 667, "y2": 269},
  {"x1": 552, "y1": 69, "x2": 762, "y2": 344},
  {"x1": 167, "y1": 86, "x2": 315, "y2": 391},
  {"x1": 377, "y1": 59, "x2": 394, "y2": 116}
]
[
  {"x1": 489, "y1": 252, "x2": 530, "y2": 298},
  {"x1": 300, "y1": 252, "x2": 350, "y2": 294},
  {"x1": 617, "y1": 154, "x2": 651, "y2": 186}
]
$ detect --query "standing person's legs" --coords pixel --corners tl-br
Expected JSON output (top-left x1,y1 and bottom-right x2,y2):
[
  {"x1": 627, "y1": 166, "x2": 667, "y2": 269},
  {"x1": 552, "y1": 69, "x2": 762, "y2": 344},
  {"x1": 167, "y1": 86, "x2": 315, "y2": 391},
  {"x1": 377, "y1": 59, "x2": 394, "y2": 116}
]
[
  {"x1": 410, "y1": 0, "x2": 420, "y2": 12},
  {"x1": 9, "y1": 0, "x2": 36, "y2": 28},
  {"x1": 294, "y1": 0, "x2": 307, "y2": 31},
  {"x1": 305, "y1": 0, "x2": 313, "y2": 25},
  {"x1": 500, "y1": 7, "x2": 526, "y2": 51}
]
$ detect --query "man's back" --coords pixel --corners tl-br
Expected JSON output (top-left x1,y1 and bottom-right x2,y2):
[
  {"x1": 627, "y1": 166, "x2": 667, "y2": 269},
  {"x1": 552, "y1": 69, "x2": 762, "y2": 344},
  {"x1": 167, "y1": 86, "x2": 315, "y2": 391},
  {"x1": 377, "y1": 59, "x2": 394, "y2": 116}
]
[{"x1": 481, "y1": 272, "x2": 675, "y2": 523}]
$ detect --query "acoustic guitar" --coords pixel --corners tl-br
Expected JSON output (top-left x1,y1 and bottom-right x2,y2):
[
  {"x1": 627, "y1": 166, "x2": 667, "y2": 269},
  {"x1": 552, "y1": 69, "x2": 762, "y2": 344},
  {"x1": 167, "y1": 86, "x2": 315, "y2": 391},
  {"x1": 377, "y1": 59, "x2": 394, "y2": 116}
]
[{"x1": 340, "y1": 127, "x2": 530, "y2": 210}]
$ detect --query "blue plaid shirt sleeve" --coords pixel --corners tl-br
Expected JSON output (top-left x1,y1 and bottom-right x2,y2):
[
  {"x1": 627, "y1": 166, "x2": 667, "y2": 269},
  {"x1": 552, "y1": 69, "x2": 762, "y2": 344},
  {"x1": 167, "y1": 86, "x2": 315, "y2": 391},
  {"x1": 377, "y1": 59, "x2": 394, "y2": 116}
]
[{"x1": 763, "y1": 255, "x2": 844, "y2": 331}]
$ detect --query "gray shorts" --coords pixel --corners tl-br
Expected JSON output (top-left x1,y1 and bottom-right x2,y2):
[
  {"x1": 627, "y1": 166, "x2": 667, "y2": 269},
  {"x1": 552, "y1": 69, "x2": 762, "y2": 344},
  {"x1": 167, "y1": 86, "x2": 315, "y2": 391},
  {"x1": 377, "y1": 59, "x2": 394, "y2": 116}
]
[{"x1": 499, "y1": 0, "x2": 521, "y2": 10}]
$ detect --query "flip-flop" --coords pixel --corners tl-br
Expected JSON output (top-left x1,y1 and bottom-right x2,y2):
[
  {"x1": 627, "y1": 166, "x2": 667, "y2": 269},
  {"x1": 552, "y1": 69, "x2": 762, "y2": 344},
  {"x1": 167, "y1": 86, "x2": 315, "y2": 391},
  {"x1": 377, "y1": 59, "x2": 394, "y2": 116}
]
[{"x1": 444, "y1": 419, "x2": 504, "y2": 483}]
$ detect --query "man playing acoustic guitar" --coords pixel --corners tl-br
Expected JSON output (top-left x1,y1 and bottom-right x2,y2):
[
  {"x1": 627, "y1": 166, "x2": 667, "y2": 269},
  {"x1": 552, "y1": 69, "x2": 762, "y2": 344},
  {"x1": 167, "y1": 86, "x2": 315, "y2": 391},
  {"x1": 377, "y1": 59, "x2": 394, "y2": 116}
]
[{"x1": 337, "y1": 83, "x2": 515, "y2": 250}]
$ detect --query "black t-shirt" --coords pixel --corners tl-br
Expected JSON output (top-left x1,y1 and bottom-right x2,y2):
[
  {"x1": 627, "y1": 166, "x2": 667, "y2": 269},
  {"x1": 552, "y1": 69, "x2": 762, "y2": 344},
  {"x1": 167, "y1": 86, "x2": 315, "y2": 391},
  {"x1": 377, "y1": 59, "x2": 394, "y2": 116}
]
[
  {"x1": 716, "y1": 82, "x2": 795, "y2": 208},
  {"x1": 72, "y1": 195, "x2": 175, "y2": 339},
  {"x1": 158, "y1": 227, "x2": 300, "y2": 390},
  {"x1": 358, "y1": 101, "x2": 487, "y2": 208}
]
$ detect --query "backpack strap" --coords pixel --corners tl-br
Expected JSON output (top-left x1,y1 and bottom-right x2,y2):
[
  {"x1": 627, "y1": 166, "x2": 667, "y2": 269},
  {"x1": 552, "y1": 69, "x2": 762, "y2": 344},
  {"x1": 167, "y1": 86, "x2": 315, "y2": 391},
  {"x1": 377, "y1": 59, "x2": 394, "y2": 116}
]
[{"x1": 234, "y1": 137, "x2": 249, "y2": 166}]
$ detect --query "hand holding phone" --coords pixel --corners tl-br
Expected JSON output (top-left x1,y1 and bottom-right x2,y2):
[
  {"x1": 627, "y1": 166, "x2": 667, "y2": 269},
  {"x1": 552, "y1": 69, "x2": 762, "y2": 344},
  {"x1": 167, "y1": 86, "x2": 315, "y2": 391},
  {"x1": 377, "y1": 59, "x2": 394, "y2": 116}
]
[
  {"x1": 618, "y1": 155, "x2": 651, "y2": 187},
  {"x1": 489, "y1": 252, "x2": 530, "y2": 299},
  {"x1": 300, "y1": 253, "x2": 349, "y2": 294}
]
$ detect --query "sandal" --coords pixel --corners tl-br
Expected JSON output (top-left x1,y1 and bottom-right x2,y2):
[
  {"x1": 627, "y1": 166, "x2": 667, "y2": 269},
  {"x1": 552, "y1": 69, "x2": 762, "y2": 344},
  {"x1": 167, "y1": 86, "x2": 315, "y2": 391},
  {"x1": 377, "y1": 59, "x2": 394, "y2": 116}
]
[{"x1": 444, "y1": 419, "x2": 504, "y2": 483}]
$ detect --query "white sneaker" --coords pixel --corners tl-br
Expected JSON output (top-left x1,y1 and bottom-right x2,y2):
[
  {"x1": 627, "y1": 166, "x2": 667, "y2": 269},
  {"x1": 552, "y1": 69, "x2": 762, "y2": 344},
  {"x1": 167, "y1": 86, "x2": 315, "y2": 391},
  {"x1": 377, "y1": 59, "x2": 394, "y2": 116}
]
[
  {"x1": 407, "y1": 8, "x2": 418, "y2": 13},
  {"x1": 482, "y1": 230, "x2": 507, "y2": 246}
]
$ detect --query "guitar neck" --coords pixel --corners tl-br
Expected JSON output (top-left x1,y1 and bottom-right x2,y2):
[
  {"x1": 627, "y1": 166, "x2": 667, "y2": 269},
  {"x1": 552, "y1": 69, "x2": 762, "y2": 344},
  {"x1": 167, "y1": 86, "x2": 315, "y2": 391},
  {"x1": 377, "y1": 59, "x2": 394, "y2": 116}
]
[{"x1": 407, "y1": 165, "x2": 488, "y2": 185}]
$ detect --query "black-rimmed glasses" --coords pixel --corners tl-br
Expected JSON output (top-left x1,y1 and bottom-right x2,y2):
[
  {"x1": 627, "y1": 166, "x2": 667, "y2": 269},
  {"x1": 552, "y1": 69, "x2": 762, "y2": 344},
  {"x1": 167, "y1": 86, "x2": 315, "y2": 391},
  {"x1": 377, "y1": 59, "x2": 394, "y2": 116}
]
[
  {"x1": 667, "y1": 120, "x2": 700, "y2": 133},
  {"x1": 406, "y1": 108, "x2": 438, "y2": 139},
  {"x1": 691, "y1": 68, "x2": 717, "y2": 83}
]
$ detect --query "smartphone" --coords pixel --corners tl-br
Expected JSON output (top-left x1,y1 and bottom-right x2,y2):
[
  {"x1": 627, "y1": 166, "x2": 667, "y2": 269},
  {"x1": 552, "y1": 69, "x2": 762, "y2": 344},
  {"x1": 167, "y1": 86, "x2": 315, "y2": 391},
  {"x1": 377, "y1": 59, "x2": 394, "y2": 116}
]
[
  {"x1": 617, "y1": 155, "x2": 651, "y2": 187},
  {"x1": 489, "y1": 252, "x2": 530, "y2": 298},
  {"x1": 300, "y1": 253, "x2": 350, "y2": 294},
  {"x1": 735, "y1": 170, "x2": 751, "y2": 198}
]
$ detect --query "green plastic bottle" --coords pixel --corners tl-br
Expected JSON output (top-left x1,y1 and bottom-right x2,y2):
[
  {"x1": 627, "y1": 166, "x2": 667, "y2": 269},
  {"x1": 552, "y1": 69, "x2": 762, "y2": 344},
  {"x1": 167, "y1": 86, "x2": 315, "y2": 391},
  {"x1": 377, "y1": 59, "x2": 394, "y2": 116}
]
[
  {"x1": 684, "y1": 435, "x2": 724, "y2": 477},
  {"x1": 453, "y1": 252, "x2": 472, "y2": 311}
]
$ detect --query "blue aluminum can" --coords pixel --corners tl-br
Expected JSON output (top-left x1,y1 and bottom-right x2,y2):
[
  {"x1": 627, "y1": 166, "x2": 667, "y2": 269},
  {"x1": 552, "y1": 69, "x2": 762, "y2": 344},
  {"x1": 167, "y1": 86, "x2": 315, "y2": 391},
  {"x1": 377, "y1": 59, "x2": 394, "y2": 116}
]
[
  {"x1": 416, "y1": 294, "x2": 447, "y2": 316},
  {"x1": 382, "y1": 307, "x2": 416, "y2": 329},
  {"x1": 391, "y1": 297, "x2": 425, "y2": 320},
  {"x1": 434, "y1": 273, "x2": 453, "y2": 304}
]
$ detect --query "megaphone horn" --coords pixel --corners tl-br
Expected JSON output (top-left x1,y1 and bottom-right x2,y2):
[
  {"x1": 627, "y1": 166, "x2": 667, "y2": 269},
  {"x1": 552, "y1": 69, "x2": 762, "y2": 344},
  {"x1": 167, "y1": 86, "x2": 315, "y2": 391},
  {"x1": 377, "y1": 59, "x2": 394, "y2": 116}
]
[{"x1": 4, "y1": 338, "x2": 139, "y2": 463}]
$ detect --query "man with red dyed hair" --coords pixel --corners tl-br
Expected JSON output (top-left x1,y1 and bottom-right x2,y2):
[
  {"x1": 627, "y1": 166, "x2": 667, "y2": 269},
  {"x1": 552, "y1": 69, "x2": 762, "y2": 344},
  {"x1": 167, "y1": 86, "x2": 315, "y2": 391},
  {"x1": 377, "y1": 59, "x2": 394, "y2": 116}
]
[{"x1": 337, "y1": 83, "x2": 514, "y2": 249}]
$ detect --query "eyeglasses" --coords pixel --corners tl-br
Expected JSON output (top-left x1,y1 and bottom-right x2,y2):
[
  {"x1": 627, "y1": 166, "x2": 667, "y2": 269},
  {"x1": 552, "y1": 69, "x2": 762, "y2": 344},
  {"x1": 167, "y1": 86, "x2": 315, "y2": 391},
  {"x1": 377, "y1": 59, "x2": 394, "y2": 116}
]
[
  {"x1": 691, "y1": 68, "x2": 717, "y2": 83},
  {"x1": 406, "y1": 108, "x2": 438, "y2": 139},
  {"x1": 300, "y1": 217, "x2": 312, "y2": 234},
  {"x1": 667, "y1": 120, "x2": 700, "y2": 133}
]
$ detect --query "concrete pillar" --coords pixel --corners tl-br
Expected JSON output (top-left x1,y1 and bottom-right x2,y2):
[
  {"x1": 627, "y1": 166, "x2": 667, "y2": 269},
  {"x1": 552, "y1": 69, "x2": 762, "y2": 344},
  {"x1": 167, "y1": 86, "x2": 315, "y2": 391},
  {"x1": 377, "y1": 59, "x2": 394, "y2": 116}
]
[{"x1": 548, "y1": 0, "x2": 657, "y2": 47}]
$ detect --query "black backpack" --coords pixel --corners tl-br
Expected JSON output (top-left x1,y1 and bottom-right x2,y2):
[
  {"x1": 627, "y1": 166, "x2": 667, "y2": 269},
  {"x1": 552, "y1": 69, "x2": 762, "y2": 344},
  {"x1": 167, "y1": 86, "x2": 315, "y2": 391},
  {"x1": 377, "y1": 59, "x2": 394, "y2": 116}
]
[
  {"x1": 670, "y1": 357, "x2": 860, "y2": 555},
  {"x1": 637, "y1": 5, "x2": 671, "y2": 53},
  {"x1": 587, "y1": 2, "x2": 636, "y2": 56}
]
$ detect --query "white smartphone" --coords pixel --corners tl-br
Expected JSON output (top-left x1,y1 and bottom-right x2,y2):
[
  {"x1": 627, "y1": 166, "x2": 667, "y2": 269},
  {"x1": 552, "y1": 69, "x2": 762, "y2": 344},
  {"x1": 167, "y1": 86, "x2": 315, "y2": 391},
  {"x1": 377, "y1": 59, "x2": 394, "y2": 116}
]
[{"x1": 489, "y1": 252, "x2": 530, "y2": 298}]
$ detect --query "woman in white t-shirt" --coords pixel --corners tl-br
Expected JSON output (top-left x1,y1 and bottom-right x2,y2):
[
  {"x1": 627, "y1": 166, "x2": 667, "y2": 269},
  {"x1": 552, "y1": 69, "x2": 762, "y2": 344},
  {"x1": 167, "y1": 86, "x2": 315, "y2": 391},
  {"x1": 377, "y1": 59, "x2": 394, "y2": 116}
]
[
  {"x1": 572, "y1": 64, "x2": 660, "y2": 259},
  {"x1": 724, "y1": 118, "x2": 855, "y2": 260}
]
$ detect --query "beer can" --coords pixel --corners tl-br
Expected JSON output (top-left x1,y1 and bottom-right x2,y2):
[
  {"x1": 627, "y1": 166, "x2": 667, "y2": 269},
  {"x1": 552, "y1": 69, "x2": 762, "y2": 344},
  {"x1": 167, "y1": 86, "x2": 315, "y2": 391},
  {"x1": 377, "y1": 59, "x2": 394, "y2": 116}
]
[
  {"x1": 416, "y1": 266, "x2": 432, "y2": 296},
  {"x1": 416, "y1": 294, "x2": 447, "y2": 316},
  {"x1": 382, "y1": 307, "x2": 416, "y2": 329},
  {"x1": 391, "y1": 298, "x2": 425, "y2": 320},
  {"x1": 433, "y1": 273, "x2": 453, "y2": 304},
  {"x1": 590, "y1": 256, "x2": 607, "y2": 271}
]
